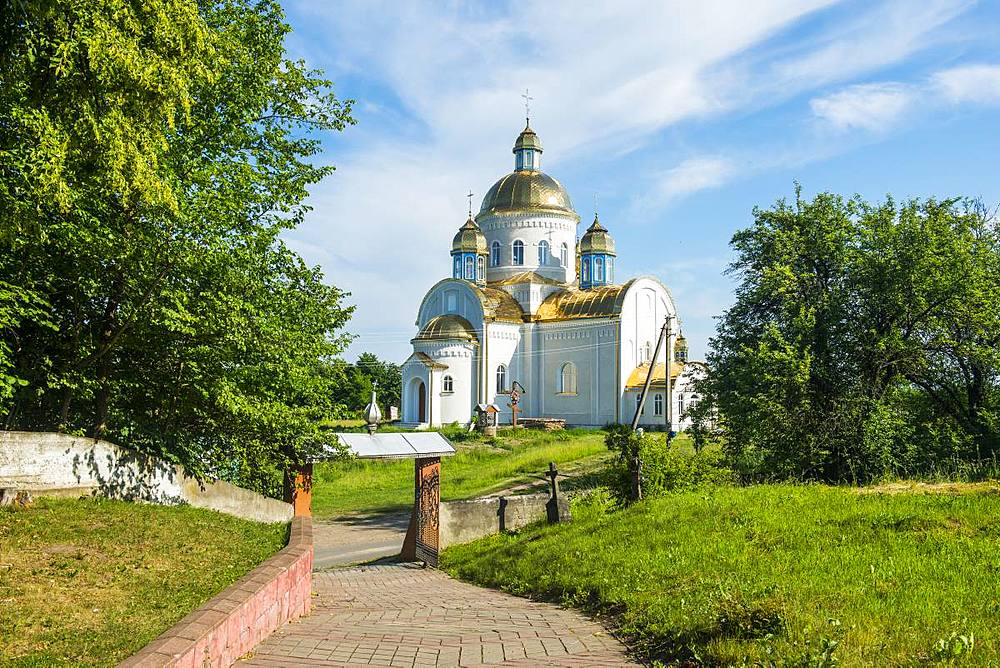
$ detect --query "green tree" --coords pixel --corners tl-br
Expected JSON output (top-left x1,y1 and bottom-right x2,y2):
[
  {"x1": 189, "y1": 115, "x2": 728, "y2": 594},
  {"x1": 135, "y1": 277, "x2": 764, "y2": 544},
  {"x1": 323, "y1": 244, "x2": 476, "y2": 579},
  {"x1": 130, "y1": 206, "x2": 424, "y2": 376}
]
[
  {"x1": 356, "y1": 352, "x2": 402, "y2": 414},
  {"x1": 1, "y1": 0, "x2": 356, "y2": 495},
  {"x1": 702, "y1": 188, "x2": 1000, "y2": 482}
]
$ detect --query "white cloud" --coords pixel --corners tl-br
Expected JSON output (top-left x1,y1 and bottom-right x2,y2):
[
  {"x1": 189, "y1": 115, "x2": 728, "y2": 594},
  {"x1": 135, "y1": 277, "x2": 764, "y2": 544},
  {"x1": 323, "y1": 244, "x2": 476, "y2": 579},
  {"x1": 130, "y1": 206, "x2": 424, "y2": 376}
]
[
  {"x1": 658, "y1": 157, "x2": 736, "y2": 201},
  {"x1": 810, "y1": 82, "x2": 915, "y2": 131},
  {"x1": 932, "y1": 64, "x2": 1000, "y2": 105}
]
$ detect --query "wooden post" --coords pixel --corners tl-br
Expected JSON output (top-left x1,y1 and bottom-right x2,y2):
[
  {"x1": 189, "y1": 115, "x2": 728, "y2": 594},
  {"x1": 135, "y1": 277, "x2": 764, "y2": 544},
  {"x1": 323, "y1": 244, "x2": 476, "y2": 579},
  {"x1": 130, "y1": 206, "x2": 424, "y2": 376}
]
[{"x1": 284, "y1": 463, "x2": 313, "y2": 517}]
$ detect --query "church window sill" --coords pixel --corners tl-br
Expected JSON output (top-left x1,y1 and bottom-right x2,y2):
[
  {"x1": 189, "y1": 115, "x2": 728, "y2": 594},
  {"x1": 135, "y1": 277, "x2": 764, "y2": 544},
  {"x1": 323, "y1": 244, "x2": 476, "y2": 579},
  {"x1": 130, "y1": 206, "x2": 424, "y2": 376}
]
[{"x1": 555, "y1": 392, "x2": 578, "y2": 397}]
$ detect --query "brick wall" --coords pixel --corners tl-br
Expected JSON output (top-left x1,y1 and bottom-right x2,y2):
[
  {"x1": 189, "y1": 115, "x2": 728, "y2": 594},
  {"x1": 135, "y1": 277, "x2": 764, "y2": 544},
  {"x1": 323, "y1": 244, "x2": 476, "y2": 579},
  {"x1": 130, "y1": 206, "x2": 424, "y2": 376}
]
[{"x1": 119, "y1": 517, "x2": 313, "y2": 668}]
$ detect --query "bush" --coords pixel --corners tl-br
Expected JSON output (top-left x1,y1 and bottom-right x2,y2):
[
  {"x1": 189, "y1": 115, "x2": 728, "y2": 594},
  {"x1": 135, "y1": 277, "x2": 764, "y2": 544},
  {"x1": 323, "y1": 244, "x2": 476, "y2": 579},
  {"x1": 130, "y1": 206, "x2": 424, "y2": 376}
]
[{"x1": 604, "y1": 425, "x2": 734, "y2": 503}]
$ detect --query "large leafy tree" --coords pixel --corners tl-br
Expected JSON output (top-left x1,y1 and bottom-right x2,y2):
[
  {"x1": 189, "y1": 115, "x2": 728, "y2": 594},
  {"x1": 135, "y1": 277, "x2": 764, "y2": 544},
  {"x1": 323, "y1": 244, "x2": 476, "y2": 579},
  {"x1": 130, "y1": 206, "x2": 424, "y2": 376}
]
[
  {"x1": 701, "y1": 188, "x2": 1000, "y2": 482},
  {"x1": 1, "y1": 0, "x2": 355, "y2": 495}
]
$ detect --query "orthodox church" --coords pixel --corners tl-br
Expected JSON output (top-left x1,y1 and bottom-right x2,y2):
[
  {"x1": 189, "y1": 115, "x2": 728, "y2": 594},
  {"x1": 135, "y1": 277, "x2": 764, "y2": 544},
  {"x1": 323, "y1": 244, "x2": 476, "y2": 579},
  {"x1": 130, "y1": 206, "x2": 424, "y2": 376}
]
[{"x1": 401, "y1": 121, "x2": 694, "y2": 430}]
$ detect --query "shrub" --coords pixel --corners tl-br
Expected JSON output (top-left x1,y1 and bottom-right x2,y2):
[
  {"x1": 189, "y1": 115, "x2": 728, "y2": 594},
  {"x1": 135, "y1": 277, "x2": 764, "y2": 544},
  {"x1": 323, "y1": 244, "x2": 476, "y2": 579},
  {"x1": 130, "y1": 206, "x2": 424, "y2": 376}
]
[{"x1": 604, "y1": 425, "x2": 734, "y2": 503}]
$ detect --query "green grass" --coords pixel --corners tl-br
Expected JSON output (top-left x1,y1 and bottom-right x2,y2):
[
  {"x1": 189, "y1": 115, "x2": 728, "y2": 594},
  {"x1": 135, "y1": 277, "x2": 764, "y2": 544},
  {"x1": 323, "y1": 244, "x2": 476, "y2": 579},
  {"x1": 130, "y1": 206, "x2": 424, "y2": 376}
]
[
  {"x1": 312, "y1": 427, "x2": 609, "y2": 518},
  {"x1": 442, "y1": 483, "x2": 1000, "y2": 666},
  {"x1": 0, "y1": 498, "x2": 286, "y2": 667}
]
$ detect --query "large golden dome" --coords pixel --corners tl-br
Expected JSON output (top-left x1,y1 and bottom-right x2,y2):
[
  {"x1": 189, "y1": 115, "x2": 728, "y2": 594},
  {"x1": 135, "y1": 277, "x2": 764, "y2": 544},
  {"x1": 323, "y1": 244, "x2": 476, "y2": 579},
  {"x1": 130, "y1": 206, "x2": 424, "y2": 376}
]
[{"x1": 478, "y1": 171, "x2": 575, "y2": 216}]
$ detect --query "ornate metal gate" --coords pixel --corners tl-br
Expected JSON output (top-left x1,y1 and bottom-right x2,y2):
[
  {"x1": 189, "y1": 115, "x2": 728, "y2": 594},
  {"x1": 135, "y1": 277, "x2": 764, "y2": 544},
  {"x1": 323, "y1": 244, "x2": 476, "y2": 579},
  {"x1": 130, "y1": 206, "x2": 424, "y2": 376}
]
[{"x1": 414, "y1": 456, "x2": 441, "y2": 566}]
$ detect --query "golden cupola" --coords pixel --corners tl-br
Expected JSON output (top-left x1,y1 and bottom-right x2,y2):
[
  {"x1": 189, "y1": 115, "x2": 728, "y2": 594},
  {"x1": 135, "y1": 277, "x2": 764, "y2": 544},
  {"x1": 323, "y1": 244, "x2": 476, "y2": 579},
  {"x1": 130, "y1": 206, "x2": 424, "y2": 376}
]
[
  {"x1": 451, "y1": 216, "x2": 488, "y2": 286},
  {"x1": 477, "y1": 124, "x2": 576, "y2": 217}
]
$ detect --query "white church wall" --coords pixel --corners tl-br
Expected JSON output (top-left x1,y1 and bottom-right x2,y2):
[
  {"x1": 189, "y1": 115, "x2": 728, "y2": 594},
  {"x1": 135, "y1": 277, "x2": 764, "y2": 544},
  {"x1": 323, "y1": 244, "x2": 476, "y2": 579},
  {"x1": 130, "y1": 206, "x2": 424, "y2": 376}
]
[
  {"x1": 433, "y1": 344, "x2": 477, "y2": 426},
  {"x1": 536, "y1": 319, "x2": 618, "y2": 426},
  {"x1": 618, "y1": 277, "x2": 678, "y2": 422},
  {"x1": 485, "y1": 323, "x2": 521, "y2": 419},
  {"x1": 479, "y1": 212, "x2": 578, "y2": 284},
  {"x1": 415, "y1": 279, "x2": 486, "y2": 330}
]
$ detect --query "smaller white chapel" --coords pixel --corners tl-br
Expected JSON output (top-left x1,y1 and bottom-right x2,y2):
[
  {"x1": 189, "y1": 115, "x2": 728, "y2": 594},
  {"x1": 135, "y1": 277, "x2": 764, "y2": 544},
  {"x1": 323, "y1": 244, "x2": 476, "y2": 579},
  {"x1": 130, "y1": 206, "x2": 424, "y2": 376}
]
[{"x1": 401, "y1": 121, "x2": 699, "y2": 430}]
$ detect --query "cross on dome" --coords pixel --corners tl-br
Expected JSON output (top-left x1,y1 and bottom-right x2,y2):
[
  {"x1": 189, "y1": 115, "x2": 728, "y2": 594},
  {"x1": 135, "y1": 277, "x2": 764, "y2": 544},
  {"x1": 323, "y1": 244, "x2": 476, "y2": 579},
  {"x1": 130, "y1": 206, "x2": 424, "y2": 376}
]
[{"x1": 521, "y1": 88, "x2": 533, "y2": 124}]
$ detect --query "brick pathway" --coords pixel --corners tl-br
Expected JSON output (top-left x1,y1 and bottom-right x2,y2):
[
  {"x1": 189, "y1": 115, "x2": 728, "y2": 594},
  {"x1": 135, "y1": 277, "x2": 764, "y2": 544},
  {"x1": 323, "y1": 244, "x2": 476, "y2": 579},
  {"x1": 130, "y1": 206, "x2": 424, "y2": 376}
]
[{"x1": 239, "y1": 564, "x2": 640, "y2": 667}]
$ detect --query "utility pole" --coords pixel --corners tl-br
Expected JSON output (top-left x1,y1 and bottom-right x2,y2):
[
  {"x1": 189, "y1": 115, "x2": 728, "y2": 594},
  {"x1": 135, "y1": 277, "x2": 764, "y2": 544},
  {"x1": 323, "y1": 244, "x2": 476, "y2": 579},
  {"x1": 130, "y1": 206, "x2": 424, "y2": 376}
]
[{"x1": 630, "y1": 316, "x2": 673, "y2": 432}]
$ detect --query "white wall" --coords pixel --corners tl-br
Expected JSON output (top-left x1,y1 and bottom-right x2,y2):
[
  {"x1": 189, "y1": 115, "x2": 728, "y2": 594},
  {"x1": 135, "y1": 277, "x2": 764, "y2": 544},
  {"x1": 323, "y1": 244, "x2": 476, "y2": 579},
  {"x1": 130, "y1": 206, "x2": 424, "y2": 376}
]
[
  {"x1": 534, "y1": 319, "x2": 619, "y2": 426},
  {"x1": 479, "y1": 211, "x2": 578, "y2": 284},
  {"x1": 0, "y1": 431, "x2": 292, "y2": 523}
]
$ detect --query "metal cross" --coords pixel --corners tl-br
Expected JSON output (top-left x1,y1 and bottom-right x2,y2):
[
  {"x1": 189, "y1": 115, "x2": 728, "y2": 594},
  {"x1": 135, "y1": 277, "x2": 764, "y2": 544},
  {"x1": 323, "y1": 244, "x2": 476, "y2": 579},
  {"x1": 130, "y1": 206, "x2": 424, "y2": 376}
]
[
  {"x1": 521, "y1": 88, "x2": 533, "y2": 123},
  {"x1": 466, "y1": 190, "x2": 474, "y2": 217}
]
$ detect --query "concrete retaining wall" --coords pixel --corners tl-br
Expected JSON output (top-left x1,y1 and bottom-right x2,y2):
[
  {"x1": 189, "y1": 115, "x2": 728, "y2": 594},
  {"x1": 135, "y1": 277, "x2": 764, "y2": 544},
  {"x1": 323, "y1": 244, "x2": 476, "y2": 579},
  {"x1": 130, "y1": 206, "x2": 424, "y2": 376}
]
[
  {"x1": 0, "y1": 431, "x2": 292, "y2": 523},
  {"x1": 439, "y1": 493, "x2": 570, "y2": 549},
  {"x1": 119, "y1": 517, "x2": 313, "y2": 668}
]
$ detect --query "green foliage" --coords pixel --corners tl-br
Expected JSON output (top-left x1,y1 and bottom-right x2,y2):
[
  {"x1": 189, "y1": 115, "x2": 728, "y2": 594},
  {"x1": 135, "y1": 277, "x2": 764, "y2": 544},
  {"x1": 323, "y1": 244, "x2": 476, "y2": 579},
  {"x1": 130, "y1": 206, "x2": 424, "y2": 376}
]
[
  {"x1": 0, "y1": 0, "x2": 356, "y2": 493},
  {"x1": 441, "y1": 484, "x2": 1000, "y2": 665},
  {"x1": 604, "y1": 425, "x2": 733, "y2": 504},
  {"x1": 698, "y1": 188, "x2": 1000, "y2": 482},
  {"x1": 0, "y1": 497, "x2": 285, "y2": 666}
]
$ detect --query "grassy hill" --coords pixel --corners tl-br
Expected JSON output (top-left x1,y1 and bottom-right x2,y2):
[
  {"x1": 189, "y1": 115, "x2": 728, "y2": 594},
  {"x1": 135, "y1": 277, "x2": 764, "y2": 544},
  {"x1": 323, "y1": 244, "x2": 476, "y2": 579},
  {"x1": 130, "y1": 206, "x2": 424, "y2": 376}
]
[
  {"x1": 0, "y1": 498, "x2": 286, "y2": 667},
  {"x1": 312, "y1": 427, "x2": 609, "y2": 518},
  {"x1": 443, "y1": 482, "x2": 998, "y2": 665}
]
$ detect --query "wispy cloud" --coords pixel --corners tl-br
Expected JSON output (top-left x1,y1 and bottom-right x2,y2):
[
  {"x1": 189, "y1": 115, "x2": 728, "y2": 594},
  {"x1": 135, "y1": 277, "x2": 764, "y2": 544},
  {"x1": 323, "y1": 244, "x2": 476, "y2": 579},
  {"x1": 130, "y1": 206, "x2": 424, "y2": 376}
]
[
  {"x1": 932, "y1": 64, "x2": 1000, "y2": 104},
  {"x1": 810, "y1": 82, "x2": 916, "y2": 131},
  {"x1": 658, "y1": 157, "x2": 736, "y2": 202}
]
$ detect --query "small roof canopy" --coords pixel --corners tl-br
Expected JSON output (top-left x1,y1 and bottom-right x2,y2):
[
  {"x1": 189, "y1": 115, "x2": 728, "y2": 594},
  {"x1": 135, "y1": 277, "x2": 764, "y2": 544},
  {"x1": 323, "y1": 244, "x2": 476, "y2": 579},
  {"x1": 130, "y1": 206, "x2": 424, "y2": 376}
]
[{"x1": 326, "y1": 432, "x2": 456, "y2": 460}]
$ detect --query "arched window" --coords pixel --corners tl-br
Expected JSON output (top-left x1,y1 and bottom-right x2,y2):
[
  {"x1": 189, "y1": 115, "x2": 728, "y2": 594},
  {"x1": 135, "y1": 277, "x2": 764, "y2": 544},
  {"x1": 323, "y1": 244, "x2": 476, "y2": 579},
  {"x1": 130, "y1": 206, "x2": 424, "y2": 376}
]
[
  {"x1": 464, "y1": 256, "x2": 475, "y2": 280},
  {"x1": 453, "y1": 256, "x2": 461, "y2": 278},
  {"x1": 595, "y1": 256, "x2": 605, "y2": 282},
  {"x1": 607, "y1": 257, "x2": 614, "y2": 282},
  {"x1": 560, "y1": 243, "x2": 569, "y2": 267},
  {"x1": 442, "y1": 375, "x2": 454, "y2": 393},
  {"x1": 538, "y1": 240, "x2": 549, "y2": 266},
  {"x1": 581, "y1": 258, "x2": 590, "y2": 282},
  {"x1": 496, "y1": 364, "x2": 508, "y2": 393},
  {"x1": 654, "y1": 393, "x2": 663, "y2": 416},
  {"x1": 644, "y1": 341, "x2": 652, "y2": 362},
  {"x1": 559, "y1": 362, "x2": 577, "y2": 394},
  {"x1": 678, "y1": 394, "x2": 685, "y2": 416},
  {"x1": 635, "y1": 393, "x2": 643, "y2": 414},
  {"x1": 477, "y1": 256, "x2": 485, "y2": 281},
  {"x1": 512, "y1": 240, "x2": 524, "y2": 266},
  {"x1": 491, "y1": 241, "x2": 501, "y2": 267}
]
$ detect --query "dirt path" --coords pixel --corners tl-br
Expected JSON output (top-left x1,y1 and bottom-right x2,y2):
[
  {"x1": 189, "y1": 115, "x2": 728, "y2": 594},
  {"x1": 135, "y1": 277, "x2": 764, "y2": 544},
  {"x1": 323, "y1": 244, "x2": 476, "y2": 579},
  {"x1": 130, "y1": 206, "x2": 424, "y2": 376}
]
[{"x1": 239, "y1": 563, "x2": 640, "y2": 667}]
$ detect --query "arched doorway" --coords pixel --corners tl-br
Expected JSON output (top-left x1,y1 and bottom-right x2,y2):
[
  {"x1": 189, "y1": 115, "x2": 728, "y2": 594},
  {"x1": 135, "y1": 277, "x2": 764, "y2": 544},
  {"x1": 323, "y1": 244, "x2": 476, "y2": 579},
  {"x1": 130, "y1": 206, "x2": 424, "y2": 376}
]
[{"x1": 417, "y1": 381, "x2": 426, "y2": 423}]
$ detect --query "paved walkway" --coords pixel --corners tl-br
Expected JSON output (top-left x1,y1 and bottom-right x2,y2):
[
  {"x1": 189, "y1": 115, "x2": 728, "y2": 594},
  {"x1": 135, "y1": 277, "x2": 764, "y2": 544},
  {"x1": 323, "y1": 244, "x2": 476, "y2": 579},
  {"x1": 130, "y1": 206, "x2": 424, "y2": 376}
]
[
  {"x1": 239, "y1": 564, "x2": 641, "y2": 667},
  {"x1": 312, "y1": 513, "x2": 410, "y2": 569}
]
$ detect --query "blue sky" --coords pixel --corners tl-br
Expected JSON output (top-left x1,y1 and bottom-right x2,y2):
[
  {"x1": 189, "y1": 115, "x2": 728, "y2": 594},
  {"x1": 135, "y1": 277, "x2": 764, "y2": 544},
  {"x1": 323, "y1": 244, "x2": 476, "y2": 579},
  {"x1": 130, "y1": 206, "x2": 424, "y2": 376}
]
[{"x1": 279, "y1": 0, "x2": 1000, "y2": 364}]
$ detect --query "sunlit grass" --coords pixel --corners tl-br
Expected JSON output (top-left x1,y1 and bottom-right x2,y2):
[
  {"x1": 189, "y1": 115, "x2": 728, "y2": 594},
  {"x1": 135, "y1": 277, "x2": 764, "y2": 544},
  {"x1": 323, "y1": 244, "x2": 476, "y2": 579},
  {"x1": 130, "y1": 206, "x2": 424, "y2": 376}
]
[
  {"x1": 312, "y1": 427, "x2": 609, "y2": 517},
  {"x1": 442, "y1": 483, "x2": 1000, "y2": 665},
  {"x1": 0, "y1": 498, "x2": 286, "y2": 667}
]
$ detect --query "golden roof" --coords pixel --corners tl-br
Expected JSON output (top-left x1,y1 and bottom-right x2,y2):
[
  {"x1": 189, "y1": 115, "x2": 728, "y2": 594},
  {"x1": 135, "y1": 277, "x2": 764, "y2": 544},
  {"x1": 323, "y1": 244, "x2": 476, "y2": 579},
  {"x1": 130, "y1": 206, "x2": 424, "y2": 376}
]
[
  {"x1": 478, "y1": 170, "x2": 576, "y2": 217},
  {"x1": 534, "y1": 280, "x2": 637, "y2": 322},
  {"x1": 414, "y1": 315, "x2": 479, "y2": 343},
  {"x1": 625, "y1": 361, "x2": 686, "y2": 389},
  {"x1": 488, "y1": 271, "x2": 566, "y2": 287},
  {"x1": 452, "y1": 217, "x2": 487, "y2": 254},
  {"x1": 579, "y1": 215, "x2": 615, "y2": 255},
  {"x1": 513, "y1": 124, "x2": 543, "y2": 152},
  {"x1": 479, "y1": 286, "x2": 525, "y2": 323},
  {"x1": 406, "y1": 351, "x2": 448, "y2": 370}
]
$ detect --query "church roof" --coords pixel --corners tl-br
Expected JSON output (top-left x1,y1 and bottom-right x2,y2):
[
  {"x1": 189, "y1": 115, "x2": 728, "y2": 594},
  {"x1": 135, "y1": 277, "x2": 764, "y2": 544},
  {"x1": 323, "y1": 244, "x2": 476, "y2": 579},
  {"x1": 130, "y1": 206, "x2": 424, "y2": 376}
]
[
  {"x1": 513, "y1": 124, "x2": 543, "y2": 152},
  {"x1": 414, "y1": 315, "x2": 479, "y2": 343},
  {"x1": 488, "y1": 271, "x2": 566, "y2": 287},
  {"x1": 579, "y1": 215, "x2": 616, "y2": 255},
  {"x1": 478, "y1": 170, "x2": 576, "y2": 217},
  {"x1": 533, "y1": 280, "x2": 637, "y2": 321},
  {"x1": 404, "y1": 351, "x2": 449, "y2": 370},
  {"x1": 452, "y1": 217, "x2": 488, "y2": 254},
  {"x1": 625, "y1": 361, "x2": 686, "y2": 389},
  {"x1": 479, "y1": 286, "x2": 525, "y2": 323}
]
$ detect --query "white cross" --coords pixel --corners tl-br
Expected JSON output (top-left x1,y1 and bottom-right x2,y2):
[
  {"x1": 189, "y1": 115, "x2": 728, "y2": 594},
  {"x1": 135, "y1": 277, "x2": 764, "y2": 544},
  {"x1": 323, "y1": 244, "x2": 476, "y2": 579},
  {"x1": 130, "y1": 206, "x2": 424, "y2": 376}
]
[{"x1": 521, "y1": 88, "x2": 533, "y2": 122}]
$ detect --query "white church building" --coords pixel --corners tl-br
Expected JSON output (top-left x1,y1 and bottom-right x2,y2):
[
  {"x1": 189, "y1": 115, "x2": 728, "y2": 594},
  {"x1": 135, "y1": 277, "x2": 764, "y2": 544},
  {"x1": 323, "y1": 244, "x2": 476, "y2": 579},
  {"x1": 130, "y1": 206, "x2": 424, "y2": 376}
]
[{"x1": 401, "y1": 122, "x2": 697, "y2": 430}]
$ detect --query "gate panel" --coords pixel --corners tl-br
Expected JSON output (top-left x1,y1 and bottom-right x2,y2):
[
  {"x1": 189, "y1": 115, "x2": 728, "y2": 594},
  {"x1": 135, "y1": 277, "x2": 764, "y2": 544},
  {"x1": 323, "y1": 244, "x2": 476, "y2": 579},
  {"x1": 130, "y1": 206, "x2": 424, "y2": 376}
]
[{"x1": 414, "y1": 456, "x2": 441, "y2": 566}]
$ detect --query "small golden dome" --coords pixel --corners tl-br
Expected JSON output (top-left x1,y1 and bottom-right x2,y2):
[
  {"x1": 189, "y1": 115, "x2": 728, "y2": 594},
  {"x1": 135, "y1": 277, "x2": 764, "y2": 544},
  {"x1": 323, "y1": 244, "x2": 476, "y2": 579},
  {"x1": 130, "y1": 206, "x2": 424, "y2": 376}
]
[
  {"x1": 414, "y1": 315, "x2": 479, "y2": 343},
  {"x1": 478, "y1": 171, "x2": 575, "y2": 216},
  {"x1": 513, "y1": 124, "x2": 543, "y2": 153},
  {"x1": 452, "y1": 217, "x2": 488, "y2": 254},
  {"x1": 579, "y1": 215, "x2": 615, "y2": 255}
]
